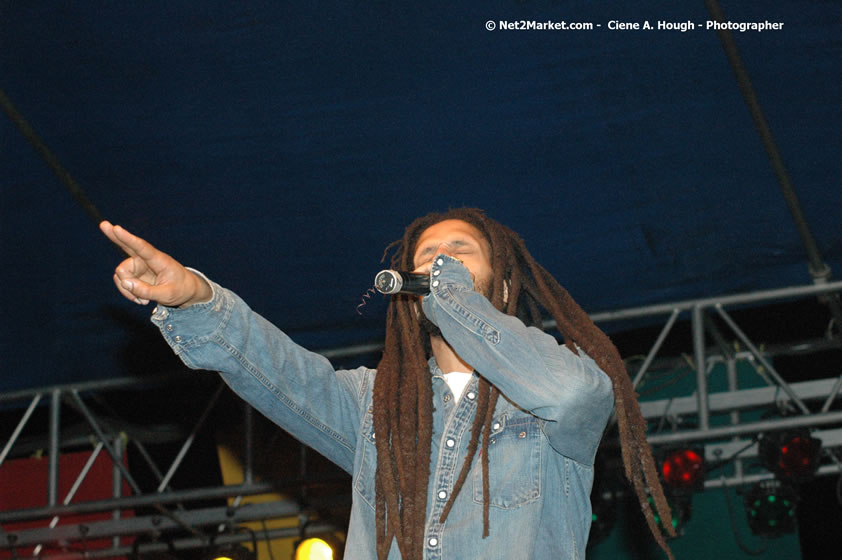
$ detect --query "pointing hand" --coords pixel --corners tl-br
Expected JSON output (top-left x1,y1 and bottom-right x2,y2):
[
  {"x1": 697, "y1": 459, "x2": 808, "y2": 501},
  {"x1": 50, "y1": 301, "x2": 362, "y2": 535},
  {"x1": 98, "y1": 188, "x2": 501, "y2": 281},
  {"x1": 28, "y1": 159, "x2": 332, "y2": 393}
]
[{"x1": 100, "y1": 221, "x2": 212, "y2": 307}]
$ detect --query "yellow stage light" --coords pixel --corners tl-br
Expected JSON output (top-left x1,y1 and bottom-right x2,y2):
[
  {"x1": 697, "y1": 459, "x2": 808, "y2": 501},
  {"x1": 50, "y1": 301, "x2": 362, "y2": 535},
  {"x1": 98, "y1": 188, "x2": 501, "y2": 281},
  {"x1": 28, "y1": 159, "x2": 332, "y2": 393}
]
[{"x1": 294, "y1": 537, "x2": 335, "y2": 560}]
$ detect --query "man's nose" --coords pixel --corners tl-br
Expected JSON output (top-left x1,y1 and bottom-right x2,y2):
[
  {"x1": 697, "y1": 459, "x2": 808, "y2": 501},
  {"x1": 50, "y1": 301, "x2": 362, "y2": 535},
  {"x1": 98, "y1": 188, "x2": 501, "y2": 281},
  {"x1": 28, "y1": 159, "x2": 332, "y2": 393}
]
[{"x1": 434, "y1": 243, "x2": 454, "y2": 257}]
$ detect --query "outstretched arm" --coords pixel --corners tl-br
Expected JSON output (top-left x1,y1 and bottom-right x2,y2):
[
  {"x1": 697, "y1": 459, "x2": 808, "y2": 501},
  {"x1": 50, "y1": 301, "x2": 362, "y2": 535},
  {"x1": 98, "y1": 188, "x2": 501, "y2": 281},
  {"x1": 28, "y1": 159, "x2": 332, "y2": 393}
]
[
  {"x1": 100, "y1": 221, "x2": 212, "y2": 307},
  {"x1": 101, "y1": 220, "x2": 365, "y2": 471}
]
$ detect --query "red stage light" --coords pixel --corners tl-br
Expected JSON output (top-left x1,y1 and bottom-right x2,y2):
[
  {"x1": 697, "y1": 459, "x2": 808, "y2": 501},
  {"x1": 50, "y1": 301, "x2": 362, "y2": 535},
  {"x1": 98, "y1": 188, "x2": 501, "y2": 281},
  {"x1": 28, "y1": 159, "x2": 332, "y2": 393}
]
[
  {"x1": 660, "y1": 448, "x2": 705, "y2": 490},
  {"x1": 761, "y1": 431, "x2": 822, "y2": 482}
]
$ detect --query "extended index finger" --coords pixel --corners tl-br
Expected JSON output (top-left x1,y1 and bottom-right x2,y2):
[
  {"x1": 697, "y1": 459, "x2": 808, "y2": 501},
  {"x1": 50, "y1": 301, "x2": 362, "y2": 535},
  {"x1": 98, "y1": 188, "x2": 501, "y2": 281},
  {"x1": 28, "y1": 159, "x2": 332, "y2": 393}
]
[
  {"x1": 100, "y1": 221, "x2": 134, "y2": 256},
  {"x1": 99, "y1": 221, "x2": 159, "y2": 261}
]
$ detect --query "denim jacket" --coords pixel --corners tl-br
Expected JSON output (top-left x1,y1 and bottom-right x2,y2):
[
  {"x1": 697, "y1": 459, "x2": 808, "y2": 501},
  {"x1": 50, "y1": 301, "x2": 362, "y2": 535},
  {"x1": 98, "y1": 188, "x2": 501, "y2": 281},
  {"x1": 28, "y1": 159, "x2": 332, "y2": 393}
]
[{"x1": 151, "y1": 255, "x2": 614, "y2": 559}]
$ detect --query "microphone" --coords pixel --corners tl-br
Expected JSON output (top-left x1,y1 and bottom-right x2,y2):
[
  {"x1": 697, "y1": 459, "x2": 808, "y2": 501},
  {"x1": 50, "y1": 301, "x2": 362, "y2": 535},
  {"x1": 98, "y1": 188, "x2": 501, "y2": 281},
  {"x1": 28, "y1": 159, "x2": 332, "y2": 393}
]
[{"x1": 374, "y1": 270, "x2": 430, "y2": 295}]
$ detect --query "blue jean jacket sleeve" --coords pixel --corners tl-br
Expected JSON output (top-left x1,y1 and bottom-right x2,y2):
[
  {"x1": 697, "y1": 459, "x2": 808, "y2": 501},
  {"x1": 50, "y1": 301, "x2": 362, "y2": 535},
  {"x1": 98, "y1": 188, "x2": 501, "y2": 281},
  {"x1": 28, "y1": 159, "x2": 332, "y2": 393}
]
[
  {"x1": 420, "y1": 254, "x2": 614, "y2": 465},
  {"x1": 149, "y1": 279, "x2": 367, "y2": 474}
]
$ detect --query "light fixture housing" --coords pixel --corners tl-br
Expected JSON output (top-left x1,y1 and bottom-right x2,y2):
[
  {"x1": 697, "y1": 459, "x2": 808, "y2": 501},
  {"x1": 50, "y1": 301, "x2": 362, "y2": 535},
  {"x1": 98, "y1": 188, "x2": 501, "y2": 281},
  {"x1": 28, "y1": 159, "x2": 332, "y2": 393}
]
[
  {"x1": 743, "y1": 480, "x2": 797, "y2": 537},
  {"x1": 203, "y1": 541, "x2": 256, "y2": 560},
  {"x1": 759, "y1": 430, "x2": 822, "y2": 483},
  {"x1": 588, "y1": 489, "x2": 617, "y2": 545},
  {"x1": 647, "y1": 492, "x2": 691, "y2": 534},
  {"x1": 659, "y1": 447, "x2": 706, "y2": 492}
]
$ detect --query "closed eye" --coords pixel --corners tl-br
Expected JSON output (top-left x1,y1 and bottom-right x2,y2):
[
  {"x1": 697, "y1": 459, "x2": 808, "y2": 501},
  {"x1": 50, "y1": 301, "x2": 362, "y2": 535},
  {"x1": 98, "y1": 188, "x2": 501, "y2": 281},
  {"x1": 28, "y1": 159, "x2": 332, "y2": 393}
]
[{"x1": 413, "y1": 238, "x2": 480, "y2": 267}]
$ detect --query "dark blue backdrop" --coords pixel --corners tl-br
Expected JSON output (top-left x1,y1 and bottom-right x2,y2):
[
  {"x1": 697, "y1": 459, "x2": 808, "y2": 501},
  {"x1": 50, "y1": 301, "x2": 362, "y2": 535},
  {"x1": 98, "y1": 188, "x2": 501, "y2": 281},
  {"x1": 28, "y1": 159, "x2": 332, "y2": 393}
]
[{"x1": 1, "y1": 1, "x2": 839, "y2": 391}]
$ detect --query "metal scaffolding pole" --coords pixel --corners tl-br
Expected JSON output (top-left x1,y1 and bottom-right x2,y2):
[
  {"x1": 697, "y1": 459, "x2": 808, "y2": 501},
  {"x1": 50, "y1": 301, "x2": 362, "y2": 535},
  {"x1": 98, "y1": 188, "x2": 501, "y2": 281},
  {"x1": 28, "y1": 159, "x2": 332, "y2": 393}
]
[
  {"x1": 648, "y1": 411, "x2": 842, "y2": 446},
  {"x1": 0, "y1": 394, "x2": 41, "y2": 468},
  {"x1": 704, "y1": 0, "x2": 842, "y2": 330},
  {"x1": 157, "y1": 381, "x2": 225, "y2": 493},
  {"x1": 48, "y1": 390, "x2": 61, "y2": 508},
  {"x1": 692, "y1": 306, "x2": 710, "y2": 431},
  {"x1": 632, "y1": 308, "x2": 680, "y2": 389},
  {"x1": 715, "y1": 304, "x2": 811, "y2": 414},
  {"x1": 1, "y1": 279, "x2": 840, "y2": 556}
]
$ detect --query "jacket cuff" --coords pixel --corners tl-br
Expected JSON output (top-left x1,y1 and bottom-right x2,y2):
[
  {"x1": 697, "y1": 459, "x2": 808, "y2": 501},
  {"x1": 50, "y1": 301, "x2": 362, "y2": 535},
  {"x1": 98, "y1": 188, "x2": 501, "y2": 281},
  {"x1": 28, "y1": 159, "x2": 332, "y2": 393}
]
[
  {"x1": 149, "y1": 269, "x2": 229, "y2": 354},
  {"x1": 421, "y1": 254, "x2": 474, "y2": 323},
  {"x1": 428, "y1": 253, "x2": 473, "y2": 291}
]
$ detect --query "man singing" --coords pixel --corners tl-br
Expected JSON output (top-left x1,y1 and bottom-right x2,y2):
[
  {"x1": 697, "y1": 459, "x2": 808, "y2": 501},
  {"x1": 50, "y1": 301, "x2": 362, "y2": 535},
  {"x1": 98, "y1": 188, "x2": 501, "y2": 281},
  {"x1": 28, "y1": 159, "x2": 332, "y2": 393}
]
[{"x1": 101, "y1": 208, "x2": 673, "y2": 559}]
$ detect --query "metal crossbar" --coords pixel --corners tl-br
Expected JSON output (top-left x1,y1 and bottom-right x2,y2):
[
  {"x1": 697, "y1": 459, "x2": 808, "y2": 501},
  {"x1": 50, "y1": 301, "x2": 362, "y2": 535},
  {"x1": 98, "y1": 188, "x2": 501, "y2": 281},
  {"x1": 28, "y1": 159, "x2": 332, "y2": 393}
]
[{"x1": 1, "y1": 280, "x2": 840, "y2": 556}]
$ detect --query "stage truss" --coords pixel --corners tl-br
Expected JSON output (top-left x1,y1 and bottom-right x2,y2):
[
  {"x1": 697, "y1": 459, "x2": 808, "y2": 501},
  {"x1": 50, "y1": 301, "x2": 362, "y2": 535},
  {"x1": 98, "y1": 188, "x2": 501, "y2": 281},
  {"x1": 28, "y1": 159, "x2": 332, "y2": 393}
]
[{"x1": 1, "y1": 280, "x2": 840, "y2": 559}]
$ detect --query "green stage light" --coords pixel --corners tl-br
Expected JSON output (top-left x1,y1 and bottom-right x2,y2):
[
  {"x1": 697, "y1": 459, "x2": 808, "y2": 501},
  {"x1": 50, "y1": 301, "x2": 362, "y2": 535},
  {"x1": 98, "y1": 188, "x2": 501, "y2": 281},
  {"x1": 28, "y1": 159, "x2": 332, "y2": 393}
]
[
  {"x1": 743, "y1": 480, "x2": 797, "y2": 537},
  {"x1": 647, "y1": 492, "x2": 691, "y2": 534},
  {"x1": 588, "y1": 489, "x2": 617, "y2": 545}
]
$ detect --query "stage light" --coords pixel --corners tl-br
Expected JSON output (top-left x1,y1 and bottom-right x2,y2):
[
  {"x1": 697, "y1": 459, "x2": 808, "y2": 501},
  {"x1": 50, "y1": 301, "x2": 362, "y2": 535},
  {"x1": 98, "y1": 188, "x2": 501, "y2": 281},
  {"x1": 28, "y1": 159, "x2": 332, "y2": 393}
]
[
  {"x1": 294, "y1": 536, "x2": 343, "y2": 560},
  {"x1": 759, "y1": 430, "x2": 822, "y2": 483},
  {"x1": 647, "y1": 492, "x2": 691, "y2": 533},
  {"x1": 588, "y1": 447, "x2": 623, "y2": 547},
  {"x1": 652, "y1": 446, "x2": 702, "y2": 534},
  {"x1": 588, "y1": 489, "x2": 617, "y2": 545},
  {"x1": 205, "y1": 544, "x2": 255, "y2": 560},
  {"x1": 659, "y1": 447, "x2": 705, "y2": 491},
  {"x1": 131, "y1": 538, "x2": 181, "y2": 560},
  {"x1": 743, "y1": 480, "x2": 797, "y2": 537}
]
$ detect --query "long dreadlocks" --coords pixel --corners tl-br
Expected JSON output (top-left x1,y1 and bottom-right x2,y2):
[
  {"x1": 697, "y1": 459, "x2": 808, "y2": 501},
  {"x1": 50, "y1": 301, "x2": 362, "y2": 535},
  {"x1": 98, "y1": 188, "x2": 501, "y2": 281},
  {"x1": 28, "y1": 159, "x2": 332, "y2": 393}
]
[{"x1": 372, "y1": 208, "x2": 675, "y2": 560}]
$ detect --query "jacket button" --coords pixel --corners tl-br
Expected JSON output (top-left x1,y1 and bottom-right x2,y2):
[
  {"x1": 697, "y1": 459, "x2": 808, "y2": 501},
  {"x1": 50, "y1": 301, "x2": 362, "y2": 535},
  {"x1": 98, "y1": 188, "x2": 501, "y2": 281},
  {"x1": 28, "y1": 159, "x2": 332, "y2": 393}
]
[
  {"x1": 446, "y1": 438, "x2": 455, "y2": 448},
  {"x1": 428, "y1": 537, "x2": 438, "y2": 547}
]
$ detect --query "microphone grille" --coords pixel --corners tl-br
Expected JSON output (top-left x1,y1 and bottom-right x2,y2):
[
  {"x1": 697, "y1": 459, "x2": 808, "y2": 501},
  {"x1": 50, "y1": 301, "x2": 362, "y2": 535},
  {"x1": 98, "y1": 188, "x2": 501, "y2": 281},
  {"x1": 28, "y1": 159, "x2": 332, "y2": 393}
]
[{"x1": 374, "y1": 270, "x2": 403, "y2": 294}]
